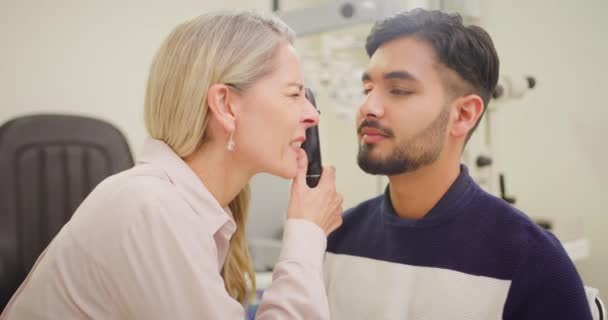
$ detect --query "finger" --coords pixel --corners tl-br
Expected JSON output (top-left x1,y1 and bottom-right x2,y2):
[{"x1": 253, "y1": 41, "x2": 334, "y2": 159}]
[
  {"x1": 292, "y1": 148, "x2": 308, "y2": 189},
  {"x1": 336, "y1": 194, "x2": 344, "y2": 207},
  {"x1": 329, "y1": 193, "x2": 343, "y2": 210},
  {"x1": 335, "y1": 210, "x2": 343, "y2": 225},
  {"x1": 318, "y1": 165, "x2": 336, "y2": 187},
  {"x1": 333, "y1": 214, "x2": 342, "y2": 226},
  {"x1": 330, "y1": 200, "x2": 342, "y2": 216}
]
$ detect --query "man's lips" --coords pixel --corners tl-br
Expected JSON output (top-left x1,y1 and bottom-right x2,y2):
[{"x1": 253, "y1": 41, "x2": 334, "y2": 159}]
[
  {"x1": 357, "y1": 120, "x2": 393, "y2": 144},
  {"x1": 360, "y1": 127, "x2": 388, "y2": 137},
  {"x1": 360, "y1": 127, "x2": 389, "y2": 144}
]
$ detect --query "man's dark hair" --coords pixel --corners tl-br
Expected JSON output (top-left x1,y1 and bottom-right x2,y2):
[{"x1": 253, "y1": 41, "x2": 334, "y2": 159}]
[{"x1": 366, "y1": 9, "x2": 499, "y2": 143}]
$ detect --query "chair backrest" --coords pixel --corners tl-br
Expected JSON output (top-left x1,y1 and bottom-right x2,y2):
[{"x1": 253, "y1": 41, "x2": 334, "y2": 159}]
[{"x1": 0, "y1": 114, "x2": 134, "y2": 308}]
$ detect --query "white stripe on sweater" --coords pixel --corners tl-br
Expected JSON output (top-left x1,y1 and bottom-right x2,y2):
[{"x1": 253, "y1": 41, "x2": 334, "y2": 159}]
[{"x1": 324, "y1": 252, "x2": 511, "y2": 320}]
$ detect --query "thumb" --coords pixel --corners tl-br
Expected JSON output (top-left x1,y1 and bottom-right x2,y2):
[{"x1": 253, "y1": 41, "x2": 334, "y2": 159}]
[{"x1": 293, "y1": 148, "x2": 308, "y2": 189}]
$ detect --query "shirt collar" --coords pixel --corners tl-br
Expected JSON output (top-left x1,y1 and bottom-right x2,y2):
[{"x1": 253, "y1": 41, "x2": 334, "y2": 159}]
[{"x1": 136, "y1": 137, "x2": 236, "y2": 237}]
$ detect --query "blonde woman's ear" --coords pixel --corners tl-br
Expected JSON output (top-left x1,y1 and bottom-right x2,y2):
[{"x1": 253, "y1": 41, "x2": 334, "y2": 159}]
[{"x1": 207, "y1": 83, "x2": 236, "y2": 133}]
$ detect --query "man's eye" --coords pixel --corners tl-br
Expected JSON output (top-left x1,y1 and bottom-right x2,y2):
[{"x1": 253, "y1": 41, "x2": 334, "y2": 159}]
[
  {"x1": 362, "y1": 88, "x2": 372, "y2": 95},
  {"x1": 390, "y1": 89, "x2": 412, "y2": 95}
]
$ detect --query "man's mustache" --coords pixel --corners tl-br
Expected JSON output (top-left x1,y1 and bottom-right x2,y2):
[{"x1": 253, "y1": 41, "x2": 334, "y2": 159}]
[{"x1": 357, "y1": 120, "x2": 394, "y2": 137}]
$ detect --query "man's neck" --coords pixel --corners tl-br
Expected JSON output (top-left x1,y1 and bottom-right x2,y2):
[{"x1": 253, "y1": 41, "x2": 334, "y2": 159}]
[{"x1": 388, "y1": 157, "x2": 461, "y2": 220}]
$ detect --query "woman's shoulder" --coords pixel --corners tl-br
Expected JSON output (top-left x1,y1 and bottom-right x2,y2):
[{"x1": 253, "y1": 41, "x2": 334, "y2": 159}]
[
  {"x1": 65, "y1": 164, "x2": 210, "y2": 257},
  {"x1": 69, "y1": 164, "x2": 193, "y2": 233},
  {"x1": 93, "y1": 163, "x2": 179, "y2": 204}
]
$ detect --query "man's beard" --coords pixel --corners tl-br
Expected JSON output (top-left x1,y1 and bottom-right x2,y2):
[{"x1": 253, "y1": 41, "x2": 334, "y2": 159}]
[{"x1": 357, "y1": 106, "x2": 450, "y2": 175}]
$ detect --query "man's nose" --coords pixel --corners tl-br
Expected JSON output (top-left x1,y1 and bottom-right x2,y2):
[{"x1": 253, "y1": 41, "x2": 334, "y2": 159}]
[{"x1": 358, "y1": 90, "x2": 384, "y2": 119}]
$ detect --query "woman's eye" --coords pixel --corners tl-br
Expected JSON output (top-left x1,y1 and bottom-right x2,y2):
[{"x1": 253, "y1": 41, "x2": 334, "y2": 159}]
[{"x1": 362, "y1": 88, "x2": 372, "y2": 95}]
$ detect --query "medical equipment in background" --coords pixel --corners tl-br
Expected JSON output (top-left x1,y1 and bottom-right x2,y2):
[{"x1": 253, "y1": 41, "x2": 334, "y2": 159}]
[
  {"x1": 278, "y1": 0, "x2": 482, "y2": 36},
  {"x1": 493, "y1": 75, "x2": 537, "y2": 100},
  {"x1": 469, "y1": 74, "x2": 537, "y2": 201}
]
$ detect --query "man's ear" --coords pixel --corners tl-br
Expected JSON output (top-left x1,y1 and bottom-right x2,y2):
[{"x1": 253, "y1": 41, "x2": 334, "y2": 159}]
[
  {"x1": 450, "y1": 94, "x2": 484, "y2": 139},
  {"x1": 207, "y1": 83, "x2": 236, "y2": 133}
]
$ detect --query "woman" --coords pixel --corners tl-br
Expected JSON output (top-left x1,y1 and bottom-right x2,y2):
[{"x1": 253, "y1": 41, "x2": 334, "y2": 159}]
[{"x1": 1, "y1": 11, "x2": 343, "y2": 319}]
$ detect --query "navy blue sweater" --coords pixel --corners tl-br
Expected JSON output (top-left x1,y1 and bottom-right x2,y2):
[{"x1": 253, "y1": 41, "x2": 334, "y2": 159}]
[{"x1": 324, "y1": 166, "x2": 591, "y2": 320}]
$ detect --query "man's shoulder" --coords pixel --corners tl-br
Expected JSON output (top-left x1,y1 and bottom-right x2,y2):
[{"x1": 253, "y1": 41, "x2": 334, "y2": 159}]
[
  {"x1": 472, "y1": 189, "x2": 558, "y2": 248},
  {"x1": 470, "y1": 189, "x2": 576, "y2": 273}
]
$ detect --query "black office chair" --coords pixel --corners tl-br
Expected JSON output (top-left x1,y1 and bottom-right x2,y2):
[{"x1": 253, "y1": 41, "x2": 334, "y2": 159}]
[{"x1": 0, "y1": 114, "x2": 134, "y2": 309}]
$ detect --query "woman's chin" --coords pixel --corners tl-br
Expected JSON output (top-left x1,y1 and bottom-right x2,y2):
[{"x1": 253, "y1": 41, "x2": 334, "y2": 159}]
[{"x1": 270, "y1": 165, "x2": 298, "y2": 180}]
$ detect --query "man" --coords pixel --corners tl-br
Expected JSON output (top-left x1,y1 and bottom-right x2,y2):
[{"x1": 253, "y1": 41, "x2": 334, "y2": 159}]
[{"x1": 324, "y1": 9, "x2": 591, "y2": 320}]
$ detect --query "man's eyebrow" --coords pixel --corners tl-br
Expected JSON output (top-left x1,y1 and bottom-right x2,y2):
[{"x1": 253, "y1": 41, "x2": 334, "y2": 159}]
[
  {"x1": 384, "y1": 70, "x2": 418, "y2": 82},
  {"x1": 361, "y1": 70, "x2": 419, "y2": 83}
]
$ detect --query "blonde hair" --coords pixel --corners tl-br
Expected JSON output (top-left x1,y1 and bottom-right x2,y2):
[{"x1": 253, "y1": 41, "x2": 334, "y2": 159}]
[{"x1": 144, "y1": 11, "x2": 294, "y2": 303}]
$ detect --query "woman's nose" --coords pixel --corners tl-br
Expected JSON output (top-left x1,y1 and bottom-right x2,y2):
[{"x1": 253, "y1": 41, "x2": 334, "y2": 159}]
[{"x1": 302, "y1": 98, "x2": 320, "y2": 128}]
